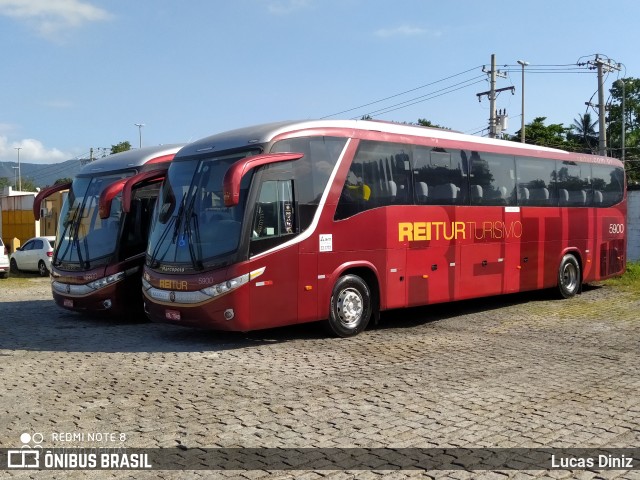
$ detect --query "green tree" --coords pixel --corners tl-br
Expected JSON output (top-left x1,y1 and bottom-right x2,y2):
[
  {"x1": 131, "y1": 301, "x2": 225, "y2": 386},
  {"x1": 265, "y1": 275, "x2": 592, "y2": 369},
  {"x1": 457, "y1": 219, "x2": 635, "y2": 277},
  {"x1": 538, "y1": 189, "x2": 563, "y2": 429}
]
[
  {"x1": 54, "y1": 177, "x2": 73, "y2": 185},
  {"x1": 568, "y1": 112, "x2": 598, "y2": 153},
  {"x1": 416, "y1": 118, "x2": 449, "y2": 130},
  {"x1": 0, "y1": 177, "x2": 11, "y2": 189},
  {"x1": 608, "y1": 77, "x2": 640, "y2": 183},
  {"x1": 510, "y1": 117, "x2": 578, "y2": 151},
  {"x1": 111, "y1": 141, "x2": 132, "y2": 154},
  {"x1": 19, "y1": 178, "x2": 38, "y2": 192}
]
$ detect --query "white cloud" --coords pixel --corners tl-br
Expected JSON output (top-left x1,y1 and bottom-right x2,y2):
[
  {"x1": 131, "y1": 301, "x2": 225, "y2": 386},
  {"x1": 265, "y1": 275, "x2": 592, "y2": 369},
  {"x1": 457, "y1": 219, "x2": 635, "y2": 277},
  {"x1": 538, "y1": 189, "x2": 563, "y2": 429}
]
[
  {"x1": 375, "y1": 25, "x2": 438, "y2": 38},
  {"x1": 0, "y1": 0, "x2": 112, "y2": 40},
  {"x1": 0, "y1": 136, "x2": 71, "y2": 164},
  {"x1": 264, "y1": 0, "x2": 311, "y2": 15}
]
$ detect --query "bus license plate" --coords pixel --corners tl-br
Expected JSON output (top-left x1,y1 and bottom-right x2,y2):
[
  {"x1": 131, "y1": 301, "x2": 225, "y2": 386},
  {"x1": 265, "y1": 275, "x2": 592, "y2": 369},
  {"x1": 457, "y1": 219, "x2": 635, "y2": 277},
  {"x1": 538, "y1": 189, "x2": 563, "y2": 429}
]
[
  {"x1": 165, "y1": 309, "x2": 181, "y2": 321},
  {"x1": 64, "y1": 299, "x2": 73, "y2": 308}
]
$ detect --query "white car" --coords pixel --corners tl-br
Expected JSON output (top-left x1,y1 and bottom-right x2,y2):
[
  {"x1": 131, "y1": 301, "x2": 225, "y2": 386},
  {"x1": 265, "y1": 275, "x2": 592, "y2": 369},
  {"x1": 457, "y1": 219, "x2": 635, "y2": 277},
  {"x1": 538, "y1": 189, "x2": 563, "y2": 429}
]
[
  {"x1": 0, "y1": 238, "x2": 9, "y2": 279},
  {"x1": 10, "y1": 236, "x2": 56, "y2": 276}
]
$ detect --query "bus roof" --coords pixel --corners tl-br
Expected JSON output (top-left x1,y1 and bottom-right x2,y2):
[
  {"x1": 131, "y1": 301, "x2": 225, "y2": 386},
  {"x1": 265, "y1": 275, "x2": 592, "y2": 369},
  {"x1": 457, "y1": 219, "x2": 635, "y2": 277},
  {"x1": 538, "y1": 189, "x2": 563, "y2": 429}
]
[
  {"x1": 177, "y1": 120, "x2": 621, "y2": 167},
  {"x1": 77, "y1": 144, "x2": 185, "y2": 176}
]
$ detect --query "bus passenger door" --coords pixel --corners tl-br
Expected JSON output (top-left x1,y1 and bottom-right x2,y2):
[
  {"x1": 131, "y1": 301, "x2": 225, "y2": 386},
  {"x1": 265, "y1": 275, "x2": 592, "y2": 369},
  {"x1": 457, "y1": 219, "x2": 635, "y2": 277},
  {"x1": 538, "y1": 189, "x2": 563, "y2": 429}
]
[{"x1": 248, "y1": 177, "x2": 299, "y2": 329}]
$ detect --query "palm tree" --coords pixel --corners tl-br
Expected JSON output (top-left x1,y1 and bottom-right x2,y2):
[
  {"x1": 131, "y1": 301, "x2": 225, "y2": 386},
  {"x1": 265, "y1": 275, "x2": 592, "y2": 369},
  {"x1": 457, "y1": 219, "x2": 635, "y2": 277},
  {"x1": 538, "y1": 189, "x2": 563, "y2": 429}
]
[{"x1": 571, "y1": 113, "x2": 598, "y2": 153}]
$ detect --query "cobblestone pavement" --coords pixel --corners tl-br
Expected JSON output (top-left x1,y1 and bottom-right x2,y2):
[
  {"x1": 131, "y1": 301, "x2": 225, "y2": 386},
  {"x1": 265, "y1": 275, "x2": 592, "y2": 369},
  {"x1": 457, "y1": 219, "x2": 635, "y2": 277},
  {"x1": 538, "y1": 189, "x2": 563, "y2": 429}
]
[{"x1": 1, "y1": 275, "x2": 639, "y2": 479}]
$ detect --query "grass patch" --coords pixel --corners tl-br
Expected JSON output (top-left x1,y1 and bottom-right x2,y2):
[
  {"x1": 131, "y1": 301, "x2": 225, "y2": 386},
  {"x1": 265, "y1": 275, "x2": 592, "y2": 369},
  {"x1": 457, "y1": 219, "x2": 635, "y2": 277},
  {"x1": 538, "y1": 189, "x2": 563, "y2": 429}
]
[
  {"x1": 0, "y1": 272, "x2": 47, "y2": 286},
  {"x1": 601, "y1": 262, "x2": 640, "y2": 293}
]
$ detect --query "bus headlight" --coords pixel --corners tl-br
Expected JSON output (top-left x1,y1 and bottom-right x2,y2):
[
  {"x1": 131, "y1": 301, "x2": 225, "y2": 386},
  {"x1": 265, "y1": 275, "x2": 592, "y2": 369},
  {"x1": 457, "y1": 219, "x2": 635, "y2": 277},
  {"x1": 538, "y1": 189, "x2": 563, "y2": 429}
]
[
  {"x1": 201, "y1": 274, "x2": 249, "y2": 298},
  {"x1": 87, "y1": 271, "x2": 125, "y2": 290}
]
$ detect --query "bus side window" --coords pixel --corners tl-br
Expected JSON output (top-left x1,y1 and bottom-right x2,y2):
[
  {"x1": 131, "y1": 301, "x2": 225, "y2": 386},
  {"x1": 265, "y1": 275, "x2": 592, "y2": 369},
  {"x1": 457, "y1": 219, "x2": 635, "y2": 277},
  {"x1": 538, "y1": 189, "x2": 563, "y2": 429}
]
[
  {"x1": 335, "y1": 140, "x2": 412, "y2": 220},
  {"x1": 515, "y1": 156, "x2": 557, "y2": 207},
  {"x1": 592, "y1": 164, "x2": 624, "y2": 207},
  {"x1": 412, "y1": 147, "x2": 466, "y2": 205},
  {"x1": 468, "y1": 152, "x2": 516, "y2": 206}
]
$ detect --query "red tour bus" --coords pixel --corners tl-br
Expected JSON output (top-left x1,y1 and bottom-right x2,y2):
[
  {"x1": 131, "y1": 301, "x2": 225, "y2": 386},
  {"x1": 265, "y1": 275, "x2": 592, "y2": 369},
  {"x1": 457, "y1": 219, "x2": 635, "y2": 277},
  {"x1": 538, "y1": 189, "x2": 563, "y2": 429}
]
[
  {"x1": 142, "y1": 120, "x2": 626, "y2": 336},
  {"x1": 34, "y1": 144, "x2": 184, "y2": 317}
]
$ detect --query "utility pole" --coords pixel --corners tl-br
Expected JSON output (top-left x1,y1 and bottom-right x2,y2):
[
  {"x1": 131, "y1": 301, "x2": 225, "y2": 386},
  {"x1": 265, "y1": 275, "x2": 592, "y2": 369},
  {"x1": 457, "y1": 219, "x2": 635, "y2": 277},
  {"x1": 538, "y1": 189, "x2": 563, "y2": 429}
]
[
  {"x1": 135, "y1": 123, "x2": 145, "y2": 148},
  {"x1": 587, "y1": 55, "x2": 621, "y2": 156},
  {"x1": 476, "y1": 54, "x2": 513, "y2": 138},
  {"x1": 517, "y1": 60, "x2": 529, "y2": 143},
  {"x1": 621, "y1": 79, "x2": 626, "y2": 162},
  {"x1": 14, "y1": 147, "x2": 22, "y2": 191}
]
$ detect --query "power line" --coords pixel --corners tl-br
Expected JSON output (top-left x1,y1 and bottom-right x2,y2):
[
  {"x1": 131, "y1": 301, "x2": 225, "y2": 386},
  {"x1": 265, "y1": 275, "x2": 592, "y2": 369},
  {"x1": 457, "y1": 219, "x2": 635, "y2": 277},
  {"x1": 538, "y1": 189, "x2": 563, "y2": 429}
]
[
  {"x1": 320, "y1": 65, "x2": 483, "y2": 119},
  {"x1": 358, "y1": 76, "x2": 486, "y2": 118}
]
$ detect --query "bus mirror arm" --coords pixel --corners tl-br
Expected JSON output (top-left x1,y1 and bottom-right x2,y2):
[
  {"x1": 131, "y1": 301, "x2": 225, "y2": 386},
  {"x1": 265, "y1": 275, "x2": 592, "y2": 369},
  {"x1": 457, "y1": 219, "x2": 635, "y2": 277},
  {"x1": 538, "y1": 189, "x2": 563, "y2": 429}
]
[
  {"x1": 222, "y1": 152, "x2": 304, "y2": 207},
  {"x1": 121, "y1": 170, "x2": 167, "y2": 214},
  {"x1": 33, "y1": 182, "x2": 72, "y2": 220},
  {"x1": 98, "y1": 179, "x2": 129, "y2": 219}
]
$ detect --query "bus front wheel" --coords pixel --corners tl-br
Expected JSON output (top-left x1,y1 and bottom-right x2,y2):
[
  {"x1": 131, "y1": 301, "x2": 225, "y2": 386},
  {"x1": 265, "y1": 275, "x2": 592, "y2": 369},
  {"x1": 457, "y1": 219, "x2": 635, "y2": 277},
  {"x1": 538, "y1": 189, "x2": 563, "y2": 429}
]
[
  {"x1": 557, "y1": 254, "x2": 581, "y2": 299},
  {"x1": 327, "y1": 274, "x2": 372, "y2": 337}
]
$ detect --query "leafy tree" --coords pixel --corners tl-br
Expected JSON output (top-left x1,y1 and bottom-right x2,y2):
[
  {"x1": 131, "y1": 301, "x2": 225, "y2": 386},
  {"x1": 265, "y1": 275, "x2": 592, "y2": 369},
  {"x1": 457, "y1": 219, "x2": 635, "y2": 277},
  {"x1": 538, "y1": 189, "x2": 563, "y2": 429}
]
[
  {"x1": 416, "y1": 118, "x2": 449, "y2": 130},
  {"x1": 607, "y1": 77, "x2": 640, "y2": 183},
  {"x1": 19, "y1": 178, "x2": 38, "y2": 192},
  {"x1": 510, "y1": 117, "x2": 578, "y2": 151},
  {"x1": 111, "y1": 141, "x2": 132, "y2": 154},
  {"x1": 0, "y1": 175, "x2": 37, "y2": 191},
  {"x1": 54, "y1": 177, "x2": 73, "y2": 185},
  {"x1": 568, "y1": 113, "x2": 598, "y2": 153}
]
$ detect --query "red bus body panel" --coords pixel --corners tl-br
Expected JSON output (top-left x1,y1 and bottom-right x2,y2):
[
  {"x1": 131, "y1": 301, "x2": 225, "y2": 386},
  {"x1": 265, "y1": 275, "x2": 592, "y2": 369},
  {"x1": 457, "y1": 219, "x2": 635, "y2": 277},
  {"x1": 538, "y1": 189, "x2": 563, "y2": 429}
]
[{"x1": 142, "y1": 123, "x2": 626, "y2": 332}]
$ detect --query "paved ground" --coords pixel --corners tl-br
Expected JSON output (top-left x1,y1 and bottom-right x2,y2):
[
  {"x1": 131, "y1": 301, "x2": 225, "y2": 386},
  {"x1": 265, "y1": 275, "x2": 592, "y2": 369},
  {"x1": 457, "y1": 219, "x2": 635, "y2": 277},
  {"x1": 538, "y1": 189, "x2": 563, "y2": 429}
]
[{"x1": 0, "y1": 275, "x2": 639, "y2": 479}]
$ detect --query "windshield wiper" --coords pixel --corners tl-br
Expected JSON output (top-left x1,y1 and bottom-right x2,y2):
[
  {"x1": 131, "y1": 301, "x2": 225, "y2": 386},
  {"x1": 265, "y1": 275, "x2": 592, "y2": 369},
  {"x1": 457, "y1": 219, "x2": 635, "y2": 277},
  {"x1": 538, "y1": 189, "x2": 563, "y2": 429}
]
[
  {"x1": 54, "y1": 206, "x2": 81, "y2": 266},
  {"x1": 147, "y1": 214, "x2": 176, "y2": 268}
]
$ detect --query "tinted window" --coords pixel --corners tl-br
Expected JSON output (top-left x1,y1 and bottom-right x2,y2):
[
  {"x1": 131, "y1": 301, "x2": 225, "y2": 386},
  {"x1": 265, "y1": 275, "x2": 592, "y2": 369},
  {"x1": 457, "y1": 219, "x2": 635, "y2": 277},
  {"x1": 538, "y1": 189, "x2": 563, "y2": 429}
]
[
  {"x1": 335, "y1": 141, "x2": 412, "y2": 219},
  {"x1": 468, "y1": 152, "x2": 516, "y2": 206},
  {"x1": 412, "y1": 147, "x2": 467, "y2": 206},
  {"x1": 23, "y1": 241, "x2": 35, "y2": 251},
  {"x1": 592, "y1": 165, "x2": 625, "y2": 207},
  {"x1": 34, "y1": 240, "x2": 44, "y2": 250},
  {"x1": 515, "y1": 157, "x2": 558, "y2": 206},
  {"x1": 555, "y1": 161, "x2": 592, "y2": 206}
]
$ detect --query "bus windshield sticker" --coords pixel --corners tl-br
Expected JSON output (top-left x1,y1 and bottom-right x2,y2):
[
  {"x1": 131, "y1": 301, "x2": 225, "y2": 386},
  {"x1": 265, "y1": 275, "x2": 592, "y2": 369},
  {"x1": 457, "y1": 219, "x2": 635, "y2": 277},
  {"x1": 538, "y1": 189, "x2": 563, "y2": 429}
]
[{"x1": 319, "y1": 234, "x2": 333, "y2": 252}]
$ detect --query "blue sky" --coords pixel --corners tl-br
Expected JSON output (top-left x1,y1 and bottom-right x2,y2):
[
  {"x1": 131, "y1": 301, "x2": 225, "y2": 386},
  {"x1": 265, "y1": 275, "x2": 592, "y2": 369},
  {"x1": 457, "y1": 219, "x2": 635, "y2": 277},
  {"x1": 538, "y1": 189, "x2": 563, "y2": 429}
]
[{"x1": 0, "y1": 0, "x2": 638, "y2": 164}]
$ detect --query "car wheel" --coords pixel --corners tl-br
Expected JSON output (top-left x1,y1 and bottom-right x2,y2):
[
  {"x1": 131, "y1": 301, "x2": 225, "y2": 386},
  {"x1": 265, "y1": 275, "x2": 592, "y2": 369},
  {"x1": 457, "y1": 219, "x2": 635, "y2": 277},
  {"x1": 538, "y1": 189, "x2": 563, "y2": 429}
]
[
  {"x1": 10, "y1": 258, "x2": 19, "y2": 273},
  {"x1": 327, "y1": 274, "x2": 372, "y2": 337},
  {"x1": 38, "y1": 260, "x2": 49, "y2": 277}
]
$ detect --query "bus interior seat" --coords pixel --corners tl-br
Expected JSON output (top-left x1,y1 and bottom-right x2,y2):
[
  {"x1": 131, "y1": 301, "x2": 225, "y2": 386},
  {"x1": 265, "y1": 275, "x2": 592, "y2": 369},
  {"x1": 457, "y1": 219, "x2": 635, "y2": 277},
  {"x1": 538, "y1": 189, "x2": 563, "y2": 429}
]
[
  {"x1": 594, "y1": 190, "x2": 603, "y2": 205},
  {"x1": 431, "y1": 183, "x2": 458, "y2": 204},
  {"x1": 529, "y1": 187, "x2": 550, "y2": 205},
  {"x1": 558, "y1": 188, "x2": 569, "y2": 205},
  {"x1": 519, "y1": 187, "x2": 530, "y2": 205},
  {"x1": 415, "y1": 182, "x2": 428, "y2": 203},
  {"x1": 470, "y1": 184, "x2": 483, "y2": 204}
]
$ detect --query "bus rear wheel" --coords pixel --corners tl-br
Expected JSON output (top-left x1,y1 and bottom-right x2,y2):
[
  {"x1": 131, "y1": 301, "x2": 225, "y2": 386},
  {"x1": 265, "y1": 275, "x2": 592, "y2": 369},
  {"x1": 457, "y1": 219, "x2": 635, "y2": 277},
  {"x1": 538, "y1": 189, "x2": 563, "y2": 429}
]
[
  {"x1": 327, "y1": 274, "x2": 372, "y2": 337},
  {"x1": 557, "y1": 253, "x2": 580, "y2": 298}
]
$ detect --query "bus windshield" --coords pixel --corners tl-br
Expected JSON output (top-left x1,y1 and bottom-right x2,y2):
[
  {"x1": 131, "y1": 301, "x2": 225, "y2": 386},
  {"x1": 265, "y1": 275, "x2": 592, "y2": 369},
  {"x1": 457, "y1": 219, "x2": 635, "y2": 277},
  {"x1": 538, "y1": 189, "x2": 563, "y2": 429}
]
[
  {"x1": 55, "y1": 172, "x2": 134, "y2": 268},
  {"x1": 147, "y1": 150, "x2": 258, "y2": 271}
]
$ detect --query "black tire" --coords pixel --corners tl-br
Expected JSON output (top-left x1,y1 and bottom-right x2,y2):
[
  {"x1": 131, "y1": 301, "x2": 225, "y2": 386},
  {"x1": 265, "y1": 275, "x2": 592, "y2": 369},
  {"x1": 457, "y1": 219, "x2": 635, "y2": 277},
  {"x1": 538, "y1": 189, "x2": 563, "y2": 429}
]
[
  {"x1": 38, "y1": 260, "x2": 49, "y2": 277},
  {"x1": 557, "y1": 253, "x2": 581, "y2": 298},
  {"x1": 327, "y1": 274, "x2": 372, "y2": 337},
  {"x1": 10, "y1": 258, "x2": 18, "y2": 274},
  {"x1": 0, "y1": 272, "x2": 7, "y2": 279}
]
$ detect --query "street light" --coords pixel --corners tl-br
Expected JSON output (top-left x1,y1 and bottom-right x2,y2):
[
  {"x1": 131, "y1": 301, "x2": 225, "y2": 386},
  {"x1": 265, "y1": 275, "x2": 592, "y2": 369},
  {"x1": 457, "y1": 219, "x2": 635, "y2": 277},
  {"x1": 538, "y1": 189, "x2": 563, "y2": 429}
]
[
  {"x1": 517, "y1": 60, "x2": 529, "y2": 143},
  {"x1": 12, "y1": 167, "x2": 18, "y2": 190},
  {"x1": 14, "y1": 147, "x2": 22, "y2": 191},
  {"x1": 134, "y1": 123, "x2": 145, "y2": 148}
]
